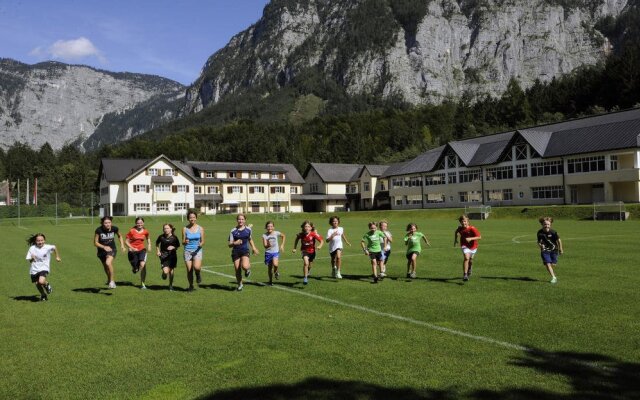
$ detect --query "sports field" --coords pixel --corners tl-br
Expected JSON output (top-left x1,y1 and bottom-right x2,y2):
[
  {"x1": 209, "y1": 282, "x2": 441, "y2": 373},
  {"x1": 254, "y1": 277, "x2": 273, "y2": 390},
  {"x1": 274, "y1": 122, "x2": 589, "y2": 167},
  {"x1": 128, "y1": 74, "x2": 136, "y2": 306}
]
[{"x1": 1, "y1": 211, "x2": 638, "y2": 399}]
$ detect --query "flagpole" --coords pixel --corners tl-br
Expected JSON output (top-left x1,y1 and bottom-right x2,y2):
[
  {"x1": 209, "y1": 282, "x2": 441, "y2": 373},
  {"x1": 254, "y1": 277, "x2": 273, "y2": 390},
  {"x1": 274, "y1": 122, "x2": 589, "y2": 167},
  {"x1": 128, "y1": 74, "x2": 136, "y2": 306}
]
[{"x1": 26, "y1": 178, "x2": 29, "y2": 205}]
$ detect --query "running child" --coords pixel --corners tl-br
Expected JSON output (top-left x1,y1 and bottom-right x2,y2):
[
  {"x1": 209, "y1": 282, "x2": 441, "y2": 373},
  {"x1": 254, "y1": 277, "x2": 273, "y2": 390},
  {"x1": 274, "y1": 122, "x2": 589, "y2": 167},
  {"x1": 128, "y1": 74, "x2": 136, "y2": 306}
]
[
  {"x1": 125, "y1": 217, "x2": 151, "y2": 289},
  {"x1": 183, "y1": 210, "x2": 205, "y2": 292},
  {"x1": 156, "y1": 223, "x2": 180, "y2": 291},
  {"x1": 229, "y1": 214, "x2": 259, "y2": 291},
  {"x1": 537, "y1": 217, "x2": 563, "y2": 284},
  {"x1": 292, "y1": 220, "x2": 323, "y2": 285},
  {"x1": 26, "y1": 233, "x2": 61, "y2": 301},
  {"x1": 262, "y1": 221, "x2": 286, "y2": 286},
  {"x1": 453, "y1": 215, "x2": 481, "y2": 281},
  {"x1": 326, "y1": 216, "x2": 351, "y2": 279},
  {"x1": 404, "y1": 223, "x2": 430, "y2": 279},
  {"x1": 378, "y1": 220, "x2": 392, "y2": 278},
  {"x1": 94, "y1": 216, "x2": 126, "y2": 289},
  {"x1": 361, "y1": 222, "x2": 387, "y2": 283}
]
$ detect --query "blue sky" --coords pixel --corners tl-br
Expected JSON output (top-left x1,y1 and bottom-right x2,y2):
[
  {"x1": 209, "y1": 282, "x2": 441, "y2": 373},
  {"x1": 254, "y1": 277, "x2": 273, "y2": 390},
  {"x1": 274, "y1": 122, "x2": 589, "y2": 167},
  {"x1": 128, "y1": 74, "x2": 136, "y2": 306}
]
[{"x1": 0, "y1": 0, "x2": 270, "y2": 85}]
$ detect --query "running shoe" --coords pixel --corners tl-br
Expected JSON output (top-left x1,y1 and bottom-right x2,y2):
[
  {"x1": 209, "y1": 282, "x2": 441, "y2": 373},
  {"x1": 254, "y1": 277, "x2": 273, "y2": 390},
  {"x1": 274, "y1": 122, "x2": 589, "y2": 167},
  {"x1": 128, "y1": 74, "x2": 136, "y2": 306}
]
[
  {"x1": 303, "y1": 277, "x2": 308, "y2": 285},
  {"x1": 41, "y1": 295, "x2": 48, "y2": 301},
  {"x1": 463, "y1": 274, "x2": 469, "y2": 281},
  {"x1": 406, "y1": 273, "x2": 411, "y2": 278},
  {"x1": 169, "y1": 285, "x2": 174, "y2": 291},
  {"x1": 132, "y1": 266, "x2": 139, "y2": 274},
  {"x1": 187, "y1": 286, "x2": 194, "y2": 292},
  {"x1": 275, "y1": 271, "x2": 280, "y2": 280},
  {"x1": 237, "y1": 284, "x2": 244, "y2": 291},
  {"x1": 379, "y1": 272, "x2": 386, "y2": 279},
  {"x1": 332, "y1": 267, "x2": 337, "y2": 278},
  {"x1": 245, "y1": 269, "x2": 251, "y2": 278},
  {"x1": 336, "y1": 271, "x2": 342, "y2": 279},
  {"x1": 373, "y1": 275, "x2": 379, "y2": 283},
  {"x1": 140, "y1": 283, "x2": 147, "y2": 290},
  {"x1": 410, "y1": 272, "x2": 416, "y2": 279},
  {"x1": 550, "y1": 276, "x2": 557, "y2": 284},
  {"x1": 108, "y1": 281, "x2": 117, "y2": 289},
  {"x1": 46, "y1": 283, "x2": 52, "y2": 294}
]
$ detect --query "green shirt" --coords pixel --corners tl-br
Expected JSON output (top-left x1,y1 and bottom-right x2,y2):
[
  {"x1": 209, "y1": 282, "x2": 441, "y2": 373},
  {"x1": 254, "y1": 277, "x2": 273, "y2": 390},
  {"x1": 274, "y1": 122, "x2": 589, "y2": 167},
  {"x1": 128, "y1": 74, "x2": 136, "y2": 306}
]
[
  {"x1": 404, "y1": 232, "x2": 425, "y2": 254},
  {"x1": 362, "y1": 230, "x2": 385, "y2": 252}
]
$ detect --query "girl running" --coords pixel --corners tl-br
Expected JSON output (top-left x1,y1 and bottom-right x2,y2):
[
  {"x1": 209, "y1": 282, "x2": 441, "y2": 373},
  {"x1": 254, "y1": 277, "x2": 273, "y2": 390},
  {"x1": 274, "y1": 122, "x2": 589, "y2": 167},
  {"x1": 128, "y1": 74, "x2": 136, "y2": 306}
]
[
  {"x1": 292, "y1": 220, "x2": 323, "y2": 285},
  {"x1": 537, "y1": 217, "x2": 563, "y2": 283},
  {"x1": 262, "y1": 221, "x2": 286, "y2": 286},
  {"x1": 156, "y1": 223, "x2": 180, "y2": 291},
  {"x1": 404, "y1": 223, "x2": 430, "y2": 279},
  {"x1": 361, "y1": 222, "x2": 387, "y2": 283},
  {"x1": 125, "y1": 217, "x2": 151, "y2": 289},
  {"x1": 326, "y1": 216, "x2": 351, "y2": 279},
  {"x1": 94, "y1": 216, "x2": 125, "y2": 289},
  {"x1": 229, "y1": 214, "x2": 259, "y2": 291},
  {"x1": 26, "y1": 233, "x2": 61, "y2": 301},
  {"x1": 182, "y1": 210, "x2": 205, "y2": 292},
  {"x1": 378, "y1": 220, "x2": 392, "y2": 278},
  {"x1": 454, "y1": 215, "x2": 481, "y2": 281}
]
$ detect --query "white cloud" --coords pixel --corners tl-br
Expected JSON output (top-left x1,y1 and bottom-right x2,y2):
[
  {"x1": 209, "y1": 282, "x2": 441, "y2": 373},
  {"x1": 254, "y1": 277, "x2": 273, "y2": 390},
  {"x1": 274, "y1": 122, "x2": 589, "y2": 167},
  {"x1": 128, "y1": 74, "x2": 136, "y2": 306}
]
[{"x1": 31, "y1": 37, "x2": 107, "y2": 63}]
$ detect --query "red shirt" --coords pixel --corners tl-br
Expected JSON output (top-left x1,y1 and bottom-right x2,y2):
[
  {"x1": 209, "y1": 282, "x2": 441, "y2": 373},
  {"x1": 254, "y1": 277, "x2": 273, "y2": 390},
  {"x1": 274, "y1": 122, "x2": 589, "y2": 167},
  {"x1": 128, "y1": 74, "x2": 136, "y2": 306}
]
[
  {"x1": 297, "y1": 231, "x2": 322, "y2": 254},
  {"x1": 126, "y1": 228, "x2": 149, "y2": 251},
  {"x1": 456, "y1": 226, "x2": 480, "y2": 250}
]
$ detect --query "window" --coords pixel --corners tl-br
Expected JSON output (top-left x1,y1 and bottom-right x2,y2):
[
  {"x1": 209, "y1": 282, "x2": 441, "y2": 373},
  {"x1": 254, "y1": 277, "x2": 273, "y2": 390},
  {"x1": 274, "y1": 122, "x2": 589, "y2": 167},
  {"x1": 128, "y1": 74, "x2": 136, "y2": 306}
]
[
  {"x1": 228, "y1": 171, "x2": 238, "y2": 178},
  {"x1": 156, "y1": 202, "x2": 169, "y2": 211},
  {"x1": 113, "y1": 203, "x2": 124, "y2": 215},
  {"x1": 531, "y1": 161, "x2": 563, "y2": 177},
  {"x1": 272, "y1": 201, "x2": 281, "y2": 212},
  {"x1": 133, "y1": 203, "x2": 150, "y2": 212},
  {"x1": 391, "y1": 178, "x2": 403, "y2": 188},
  {"x1": 425, "y1": 193, "x2": 445, "y2": 203},
  {"x1": 395, "y1": 198, "x2": 403, "y2": 206},
  {"x1": 271, "y1": 172, "x2": 279, "y2": 179},
  {"x1": 531, "y1": 186, "x2": 564, "y2": 199},
  {"x1": 100, "y1": 187, "x2": 108, "y2": 196},
  {"x1": 163, "y1": 169, "x2": 175, "y2": 176},
  {"x1": 205, "y1": 171, "x2": 214, "y2": 178},
  {"x1": 172, "y1": 185, "x2": 189, "y2": 193},
  {"x1": 363, "y1": 182, "x2": 370, "y2": 191},
  {"x1": 486, "y1": 189, "x2": 513, "y2": 201},
  {"x1": 290, "y1": 186, "x2": 298, "y2": 194},
  {"x1": 485, "y1": 166, "x2": 513, "y2": 181},
  {"x1": 249, "y1": 186, "x2": 265, "y2": 194},
  {"x1": 207, "y1": 186, "x2": 219, "y2": 194},
  {"x1": 194, "y1": 186, "x2": 202, "y2": 194},
  {"x1": 133, "y1": 184, "x2": 149, "y2": 193},
  {"x1": 409, "y1": 176, "x2": 423, "y2": 187},
  {"x1": 380, "y1": 182, "x2": 386, "y2": 191},
  {"x1": 459, "y1": 191, "x2": 481, "y2": 202},
  {"x1": 349, "y1": 185, "x2": 358, "y2": 194},
  {"x1": 516, "y1": 164, "x2": 528, "y2": 178},
  {"x1": 309, "y1": 183, "x2": 319, "y2": 193},
  {"x1": 251, "y1": 202, "x2": 260, "y2": 212},
  {"x1": 446, "y1": 154, "x2": 458, "y2": 169},
  {"x1": 503, "y1": 150, "x2": 512, "y2": 162},
  {"x1": 515, "y1": 143, "x2": 528, "y2": 160},
  {"x1": 270, "y1": 186, "x2": 285, "y2": 194},
  {"x1": 425, "y1": 173, "x2": 446, "y2": 186},
  {"x1": 567, "y1": 156, "x2": 605, "y2": 174},
  {"x1": 610, "y1": 155, "x2": 618, "y2": 170},
  {"x1": 408, "y1": 195, "x2": 422, "y2": 205},
  {"x1": 174, "y1": 203, "x2": 189, "y2": 211},
  {"x1": 147, "y1": 168, "x2": 159, "y2": 176},
  {"x1": 251, "y1": 172, "x2": 259, "y2": 179},
  {"x1": 447, "y1": 172, "x2": 457, "y2": 184},
  {"x1": 227, "y1": 186, "x2": 243, "y2": 194},
  {"x1": 154, "y1": 184, "x2": 170, "y2": 192},
  {"x1": 458, "y1": 169, "x2": 481, "y2": 183}
]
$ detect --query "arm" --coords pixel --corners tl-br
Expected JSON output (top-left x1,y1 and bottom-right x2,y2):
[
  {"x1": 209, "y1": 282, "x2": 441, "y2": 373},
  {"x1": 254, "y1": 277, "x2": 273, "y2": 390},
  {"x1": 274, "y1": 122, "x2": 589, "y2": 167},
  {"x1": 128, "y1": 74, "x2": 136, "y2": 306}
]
[
  {"x1": 146, "y1": 232, "x2": 152, "y2": 252},
  {"x1": 182, "y1": 227, "x2": 188, "y2": 246},
  {"x1": 262, "y1": 235, "x2": 270, "y2": 249},
  {"x1": 292, "y1": 235, "x2": 299, "y2": 253},
  {"x1": 156, "y1": 237, "x2": 162, "y2": 257},
  {"x1": 125, "y1": 236, "x2": 134, "y2": 252},
  {"x1": 249, "y1": 237, "x2": 259, "y2": 255},
  {"x1": 117, "y1": 232, "x2": 126, "y2": 252},
  {"x1": 94, "y1": 233, "x2": 109, "y2": 251},
  {"x1": 558, "y1": 238, "x2": 563, "y2": 254},
  {"x1": 279, "y1": 232, "x2": 286, "y2": 252},
  {"x1": 228, "y1": 231, "x2": 235, "y2": 248},
  {"x1": 315, "y1": 234, "x2": 324, "y2": 250},
  {"x1": 199, "y1": 227, "x2": 205, "y2": 247},
  {"x1": 360, "y1": 239, "x2": 369, "y2": 254},
  {"x1": 53, "y1": 245, "x2": 61, "y2": 262},
  {"x1": 342, "y1": 232, "x2": 352, "y2": 247},
  {"x1": 422, "y1": 235, "x2": 431, "y2": 247},
  {"x1": 453, "y1": 230, "x2": 459, "y2": 246}
]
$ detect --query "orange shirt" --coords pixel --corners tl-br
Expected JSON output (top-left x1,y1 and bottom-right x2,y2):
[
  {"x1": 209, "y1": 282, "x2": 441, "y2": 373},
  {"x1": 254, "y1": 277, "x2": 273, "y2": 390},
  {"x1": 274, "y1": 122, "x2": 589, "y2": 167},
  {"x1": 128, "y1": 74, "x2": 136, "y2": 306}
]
[{"x1": 126, "y1": 228, "x2": 149, "y2": 251}]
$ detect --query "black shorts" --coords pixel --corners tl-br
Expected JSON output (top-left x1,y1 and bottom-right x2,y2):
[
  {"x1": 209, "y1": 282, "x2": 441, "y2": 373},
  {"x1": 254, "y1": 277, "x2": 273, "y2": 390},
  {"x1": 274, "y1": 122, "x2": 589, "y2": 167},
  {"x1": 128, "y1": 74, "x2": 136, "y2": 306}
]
[
  {"x1": 330, "y1": 249, "x2": 343, "y2": 258},
  {"x1": 97, "y1": 249, "x2": 116, "y2": 262},
  {"x1": 406, "y1": 251, "x2": 420, "y2": 260},
  {"x1": 231, "y1": 250, "x2": 250, "y2": 261},
  {"x1": 159, "y1": 252, "x2": 178, "y2": 269},
  {"x1": 383, "y1": 250, "x2": 391, "y2": 261},
  {"x1": 302, "y1": 252, "x2": 316, "y2": 262},
  {"x1": 368, "y1": 251, "x2": 383, "y2": 261},
  {"x1": 128, "y1": 250, "x2": 147, "y2": 267},
  {"x1": 30, "y1": 271, "x2": 48, "y2": 283}
]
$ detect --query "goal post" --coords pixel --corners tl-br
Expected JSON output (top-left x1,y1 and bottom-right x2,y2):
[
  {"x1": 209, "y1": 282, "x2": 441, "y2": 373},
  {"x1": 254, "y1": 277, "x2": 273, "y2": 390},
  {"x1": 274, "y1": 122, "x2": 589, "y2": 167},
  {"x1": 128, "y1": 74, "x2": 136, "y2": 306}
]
[
  {"x1": 464, "y1": 204, "x2": 491, "y2": 220},
  {"x1": 593, "y1": 201, "x2": 628, "y2": 221}
]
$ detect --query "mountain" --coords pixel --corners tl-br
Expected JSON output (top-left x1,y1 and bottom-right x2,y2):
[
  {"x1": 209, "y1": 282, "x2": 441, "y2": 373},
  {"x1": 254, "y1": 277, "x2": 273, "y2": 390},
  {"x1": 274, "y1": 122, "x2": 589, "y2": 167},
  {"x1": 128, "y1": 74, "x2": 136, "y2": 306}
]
[
  {"x1": 182, "y1": 0, "x2": 630, "y2": 120},
  {"x1": 0, "y1": 59, "x2": 184, "y2": 151}
]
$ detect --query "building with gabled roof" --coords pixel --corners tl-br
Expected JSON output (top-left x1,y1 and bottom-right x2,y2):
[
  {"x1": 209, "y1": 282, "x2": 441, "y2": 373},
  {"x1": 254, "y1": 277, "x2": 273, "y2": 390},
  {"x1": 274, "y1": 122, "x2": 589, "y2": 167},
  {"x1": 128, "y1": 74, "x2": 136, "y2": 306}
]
[{"x1": 383, "y1": 108, "x2": 640, "y2": 209}]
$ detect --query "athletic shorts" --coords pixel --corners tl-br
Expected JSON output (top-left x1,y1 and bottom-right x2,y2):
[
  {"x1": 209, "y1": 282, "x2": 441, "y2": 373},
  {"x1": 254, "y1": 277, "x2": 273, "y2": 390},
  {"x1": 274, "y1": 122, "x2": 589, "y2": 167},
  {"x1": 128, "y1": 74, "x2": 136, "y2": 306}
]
[
  {"x1": 159, "y1": 252, "x2": 178, "y2": 269},
  {"x1": 461, "y1": 247, "x2": 477, "y2": 257},
  {"x1": 330, "y1": 249, "x2": 342, "y2": 258},
  {"x1": 97, "y1": 249, "x2": 116, "y2": 262},
  {"x1": 382, "y1": 250, "x2": 391, "y2": 261},
  {"x1": 368, "y1": 251, "x2": 383, "y2": 261},
  {"x1": 127, "y1": 250, "x2": 147, "y2": 268},
  {"x1": 406, "y1": 251, "x2": 420, "y2": 260},
  {"x1": 30, "y1": 271, "x2": 48, "y2": 283},
  {"x1": 231, "y1": 249, "x2": 250, "y2": 261},
  {"x1": 265, "y1": 252, "x2": 279, "y2": 266},
  {"x1": 301, "y1": 251, "x2": 316, "y2": 262},
  {"x1": 184, "y1": 248, "x2": 203, "y2": 262},
  {"x1": 541, "y1": 251, "x2": 558, "y2": 265}
]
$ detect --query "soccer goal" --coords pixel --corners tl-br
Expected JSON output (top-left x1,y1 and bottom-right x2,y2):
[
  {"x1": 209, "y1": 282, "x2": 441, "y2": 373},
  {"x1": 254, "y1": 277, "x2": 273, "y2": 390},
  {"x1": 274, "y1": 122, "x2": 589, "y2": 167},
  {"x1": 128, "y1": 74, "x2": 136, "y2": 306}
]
[
  {"x1": 593, "y1": 201, "x2": 629, "y2": 221},
  {"x1": 464, "y1": 204, "x2": 491, "y2": 220}
]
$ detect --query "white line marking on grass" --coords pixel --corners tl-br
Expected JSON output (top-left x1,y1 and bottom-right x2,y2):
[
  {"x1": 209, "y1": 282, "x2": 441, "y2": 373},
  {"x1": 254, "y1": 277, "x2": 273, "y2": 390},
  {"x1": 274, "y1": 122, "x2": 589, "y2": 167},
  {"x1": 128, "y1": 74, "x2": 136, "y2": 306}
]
[{"x1": 201, "y1": 267, "x2": 529, "y2": 352}]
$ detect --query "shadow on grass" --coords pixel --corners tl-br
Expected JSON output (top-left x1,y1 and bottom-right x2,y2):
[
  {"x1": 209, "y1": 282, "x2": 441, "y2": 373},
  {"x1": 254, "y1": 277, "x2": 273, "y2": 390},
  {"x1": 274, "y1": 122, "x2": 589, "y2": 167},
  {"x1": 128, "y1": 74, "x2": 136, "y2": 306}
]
[
  {"x1": 11, "y1": 295, "x2": 42, "y2": 302},
  {"x1": 198, "y1": 283, "x2": 238, "y2": 292},
  {"x1": 197, "y1": 377, "x2": 451, "y2": 400},
  {"x1": 472, "y1": 346, "x2": 640, "y2": 399},
  {"x1": 71, "y1": 287, "x2": 113, "y2": 296},
  {"x1": 480, "y1": 276, "x2": 539, "y2": 282}
]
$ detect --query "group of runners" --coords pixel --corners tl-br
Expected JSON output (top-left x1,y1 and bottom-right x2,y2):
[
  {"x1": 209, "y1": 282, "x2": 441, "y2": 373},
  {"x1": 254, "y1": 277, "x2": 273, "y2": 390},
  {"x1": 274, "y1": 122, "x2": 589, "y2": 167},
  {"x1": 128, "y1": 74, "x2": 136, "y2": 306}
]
[{"x1": 25, "y1": 212, "x2": 564, "y2": 301}]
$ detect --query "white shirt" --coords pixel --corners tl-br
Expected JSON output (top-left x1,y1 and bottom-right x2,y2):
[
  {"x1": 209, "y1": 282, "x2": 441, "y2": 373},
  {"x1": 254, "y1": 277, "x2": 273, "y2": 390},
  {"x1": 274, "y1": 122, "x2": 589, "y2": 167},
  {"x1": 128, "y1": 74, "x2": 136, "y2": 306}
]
[
  {"x1": 326, "y1": 227, "x2": 344, "y2": 253},
  {"x1": 26, "y1": 244, "x2": 56, "y2": 275},
  {"x1": 382, "y1": 230, "x2": 392, "y2": 251}
]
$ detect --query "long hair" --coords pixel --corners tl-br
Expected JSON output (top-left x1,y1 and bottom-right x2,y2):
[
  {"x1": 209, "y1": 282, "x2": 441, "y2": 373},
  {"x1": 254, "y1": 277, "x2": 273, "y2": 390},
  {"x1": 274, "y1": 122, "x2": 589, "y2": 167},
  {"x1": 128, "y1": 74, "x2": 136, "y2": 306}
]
[{"x1": 27, "y1": 233, "x2": 46, "y2": 246}]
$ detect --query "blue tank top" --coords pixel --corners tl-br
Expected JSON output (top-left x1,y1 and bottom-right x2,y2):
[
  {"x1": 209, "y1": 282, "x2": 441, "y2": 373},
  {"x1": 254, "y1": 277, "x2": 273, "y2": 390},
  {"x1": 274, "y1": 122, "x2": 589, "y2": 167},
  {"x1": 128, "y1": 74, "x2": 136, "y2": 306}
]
[{"x1": 184, "y1": 226, "x2": 201, "y2": 251}]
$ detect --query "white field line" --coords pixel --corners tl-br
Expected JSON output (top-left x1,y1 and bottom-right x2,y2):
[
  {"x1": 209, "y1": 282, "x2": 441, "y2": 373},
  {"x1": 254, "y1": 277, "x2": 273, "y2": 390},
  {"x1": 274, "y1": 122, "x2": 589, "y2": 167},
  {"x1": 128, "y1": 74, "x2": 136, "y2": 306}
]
[{"x1": 202, "y1": 266, "x2": 529, "y2": 352}]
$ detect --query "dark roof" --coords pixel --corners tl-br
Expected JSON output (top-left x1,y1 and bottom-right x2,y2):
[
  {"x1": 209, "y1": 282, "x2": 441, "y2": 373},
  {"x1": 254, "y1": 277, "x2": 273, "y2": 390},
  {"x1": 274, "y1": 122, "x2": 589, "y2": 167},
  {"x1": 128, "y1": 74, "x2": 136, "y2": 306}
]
[
  {"x1": 306, "y1": 163, "x2": 363, "y2": 182},
  {"x1": 188, "y1": 161, "x2": 304, "y2": 184},
  {"x1": 362, "y1": 165, "x2": 389, "y2": 177},
  {"x1": 151, "y1": 176, "x2": 174, "y2": 183},
  {"x1": 381, "y1": 146, "x2": 445, "y2": 177},
  {"x1": 100, "y1": 159, "x2": 149, "y2": 182}
]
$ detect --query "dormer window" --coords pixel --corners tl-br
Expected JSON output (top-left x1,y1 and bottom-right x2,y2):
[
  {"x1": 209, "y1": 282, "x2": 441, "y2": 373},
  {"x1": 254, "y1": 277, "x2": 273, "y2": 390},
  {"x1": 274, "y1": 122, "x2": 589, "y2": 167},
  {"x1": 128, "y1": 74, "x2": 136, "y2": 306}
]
[
  {"x1": 205, "y1": 171, "x2": 214, "y2": 178},
  {"x1": 148, "y1": 168, "x2": 159, "y2": 176}
]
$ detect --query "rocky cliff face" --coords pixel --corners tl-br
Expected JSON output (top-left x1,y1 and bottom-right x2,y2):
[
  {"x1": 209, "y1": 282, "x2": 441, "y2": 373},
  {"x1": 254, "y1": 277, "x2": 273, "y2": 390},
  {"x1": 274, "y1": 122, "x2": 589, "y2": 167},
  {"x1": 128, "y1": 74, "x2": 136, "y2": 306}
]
[
  {"x1": 183, "y1": 0, "x2": 629, "y2": 114},
  {"x1": 0, "y1": 59, "x2": 184, "y2": 150}
]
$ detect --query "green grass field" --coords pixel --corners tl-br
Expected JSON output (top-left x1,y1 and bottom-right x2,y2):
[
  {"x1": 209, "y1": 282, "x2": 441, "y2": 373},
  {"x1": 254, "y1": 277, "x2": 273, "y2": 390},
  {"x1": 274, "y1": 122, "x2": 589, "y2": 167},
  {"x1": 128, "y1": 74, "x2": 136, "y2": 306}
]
[{"x1": 1, "y1": 211, "x2": 638, "y2": 399}]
